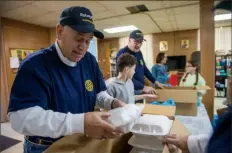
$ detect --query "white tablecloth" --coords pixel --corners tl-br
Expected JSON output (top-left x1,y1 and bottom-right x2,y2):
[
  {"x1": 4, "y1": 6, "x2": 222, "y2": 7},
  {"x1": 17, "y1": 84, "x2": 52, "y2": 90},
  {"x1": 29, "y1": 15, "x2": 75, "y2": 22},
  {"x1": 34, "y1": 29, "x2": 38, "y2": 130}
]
[{"x1": 175, "y1": 103, "x2": 213, "y2": 135}]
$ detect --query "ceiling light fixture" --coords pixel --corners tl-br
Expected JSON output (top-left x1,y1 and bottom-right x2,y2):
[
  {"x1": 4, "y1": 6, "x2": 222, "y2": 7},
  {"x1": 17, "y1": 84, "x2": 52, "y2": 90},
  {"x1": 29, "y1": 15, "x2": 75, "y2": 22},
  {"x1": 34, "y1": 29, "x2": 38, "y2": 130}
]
[
  {"x1": 103, "y1": 25, "x2": 138, "y2": 34},
  {"x1": 214, "y1": 13, "x2": 232, "y2": 21}
]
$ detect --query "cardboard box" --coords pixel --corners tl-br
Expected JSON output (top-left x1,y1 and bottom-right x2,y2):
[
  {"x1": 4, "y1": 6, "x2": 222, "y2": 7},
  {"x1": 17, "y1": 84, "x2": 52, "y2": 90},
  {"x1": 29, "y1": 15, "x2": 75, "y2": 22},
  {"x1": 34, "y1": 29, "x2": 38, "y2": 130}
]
[
  {"x1": 162, "y1": 119, "x2": 190, "y2": 153},
  {"x1": 155, "y1": 86, "x2": 210, "y2": 116},
  {"x1": 136, "y1": 104, "x2": 190, "y2": 153},
  {"x1": 44, "y1": 133, "x2": 133, "y2": 153},
  {"x1": 44, "y1": 104, "x2": 189, "y2": 153}
]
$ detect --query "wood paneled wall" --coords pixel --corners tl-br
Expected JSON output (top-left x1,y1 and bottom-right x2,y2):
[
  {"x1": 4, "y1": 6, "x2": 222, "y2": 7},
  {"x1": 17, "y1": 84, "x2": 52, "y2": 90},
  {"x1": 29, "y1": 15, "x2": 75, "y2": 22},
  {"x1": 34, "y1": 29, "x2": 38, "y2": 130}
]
[
  {"x1": 2, "y1": 18, "x2": 50, "y2": 93},
  {"x1": 0, "y1": 17, "x2": 9, "y2": 122},
  {"x1": 97, "y1": 38, "x2": 119, "y2": 80},
  {"x1": 50, "y1": 28, "x2": 56, "y2": 44},
  {"x1": 174, "y1": 30, "x2": 198, "y2": 59},
  {"x1": 1, "y1": 18, "x2": 51, "y2": 122},
  {"x1": 153, "y1": 32, "x2": 175, "y2": 62},
  {"x1": 153, "y1": 29, "x2": 198, "y2": 64}
]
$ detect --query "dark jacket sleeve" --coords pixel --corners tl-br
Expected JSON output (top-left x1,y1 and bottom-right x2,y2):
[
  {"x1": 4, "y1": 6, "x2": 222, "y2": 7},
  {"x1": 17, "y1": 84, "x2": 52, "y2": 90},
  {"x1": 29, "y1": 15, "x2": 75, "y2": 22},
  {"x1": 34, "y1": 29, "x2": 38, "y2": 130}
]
[
  {"x1": 207, "y1": 105, "x2": 231, "y2": 153},
  {"x1": 132, "y1": 78, "x2": 144, "y2": 90},
  {"x1": 141, "y1": 53, "x2": 156, "y2": 83}
]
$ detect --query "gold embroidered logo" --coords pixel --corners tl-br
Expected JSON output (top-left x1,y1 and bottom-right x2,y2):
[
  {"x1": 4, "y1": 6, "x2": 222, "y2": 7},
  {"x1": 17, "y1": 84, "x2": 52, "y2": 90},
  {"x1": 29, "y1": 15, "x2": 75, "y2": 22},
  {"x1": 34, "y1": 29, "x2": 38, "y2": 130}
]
[
  {"x1": 85, "y1": 80, "x2": 93, "y2": 92},
  {"x1": 140, "y1": 60, "x2": 144, "y2": 65}
]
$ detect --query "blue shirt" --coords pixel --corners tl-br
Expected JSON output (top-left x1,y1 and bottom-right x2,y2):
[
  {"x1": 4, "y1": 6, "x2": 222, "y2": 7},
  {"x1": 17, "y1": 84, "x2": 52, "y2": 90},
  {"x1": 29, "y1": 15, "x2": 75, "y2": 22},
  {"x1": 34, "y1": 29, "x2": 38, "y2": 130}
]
[
  {"x1": 116, "y1": 46, "x2": 156, "y2": 90},
  {"x1": 151, "y1": 64, "x2": 169, "y2": 85},
  {"x1": 8, "y1": 44, "x2": 106, "y2": 141}
]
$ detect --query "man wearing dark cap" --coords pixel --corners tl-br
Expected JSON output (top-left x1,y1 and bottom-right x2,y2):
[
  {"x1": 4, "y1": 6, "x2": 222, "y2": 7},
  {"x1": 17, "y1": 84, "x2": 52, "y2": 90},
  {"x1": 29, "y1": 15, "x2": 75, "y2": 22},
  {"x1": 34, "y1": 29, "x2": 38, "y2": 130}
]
[
  {"x1": 7, "y1": 6, "x2": 125, "y2": 153},
  {"x1": 116, "y1": 30, "x2": 164, "y2": 94}
]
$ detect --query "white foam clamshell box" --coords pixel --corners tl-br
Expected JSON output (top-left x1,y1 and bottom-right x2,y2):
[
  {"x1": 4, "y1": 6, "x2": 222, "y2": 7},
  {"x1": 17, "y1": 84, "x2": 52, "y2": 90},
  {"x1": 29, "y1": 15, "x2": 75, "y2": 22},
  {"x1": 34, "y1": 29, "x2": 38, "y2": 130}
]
[
  {"x1": 130, "y1": 147, "x2": 162, "y2": 153},
  {"x1": 129, "y1": 115, "x2": 173, "y2": 152},
  {"x1": 129, "y1": 135, "x2": 164, "y2": 151},
  {"x1": 130, "y1": 114, "x2": 173, "y2": 137},
  {"x1": 107, "y1": 104, "x2": 144, "y2": 133}
]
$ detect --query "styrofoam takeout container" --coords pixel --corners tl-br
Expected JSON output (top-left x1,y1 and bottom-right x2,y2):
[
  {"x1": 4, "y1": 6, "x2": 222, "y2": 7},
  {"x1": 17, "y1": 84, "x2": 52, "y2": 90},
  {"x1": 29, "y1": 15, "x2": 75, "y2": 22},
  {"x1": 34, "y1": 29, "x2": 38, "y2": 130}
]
[
  {"x1": 130, "y1": 114, "x2": 173, "y2": 138},
  {"x1": 129, "y1": 147, "x2": 162, "y2": 153},
  {"x1": 107, "y1": 104, "x2": 144, "y2": 133},
  {"x1": 128, "y1": 135, "x2": 164, "y2": 151}
]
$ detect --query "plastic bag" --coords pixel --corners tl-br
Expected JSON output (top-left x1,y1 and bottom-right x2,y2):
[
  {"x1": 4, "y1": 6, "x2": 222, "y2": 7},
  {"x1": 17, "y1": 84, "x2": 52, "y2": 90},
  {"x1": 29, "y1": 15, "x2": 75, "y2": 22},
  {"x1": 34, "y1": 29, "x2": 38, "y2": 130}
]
[{"x1": 151, "y1": 99, "x2": 175, "y2": 106}]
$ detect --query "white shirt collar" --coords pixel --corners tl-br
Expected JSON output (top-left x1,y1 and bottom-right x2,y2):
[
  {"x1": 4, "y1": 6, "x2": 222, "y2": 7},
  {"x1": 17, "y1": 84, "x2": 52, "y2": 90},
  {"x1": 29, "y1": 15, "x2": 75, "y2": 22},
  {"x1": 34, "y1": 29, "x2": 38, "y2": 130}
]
[{"x1": 55, "y1": 41, "x2": 77, "y2": 67}]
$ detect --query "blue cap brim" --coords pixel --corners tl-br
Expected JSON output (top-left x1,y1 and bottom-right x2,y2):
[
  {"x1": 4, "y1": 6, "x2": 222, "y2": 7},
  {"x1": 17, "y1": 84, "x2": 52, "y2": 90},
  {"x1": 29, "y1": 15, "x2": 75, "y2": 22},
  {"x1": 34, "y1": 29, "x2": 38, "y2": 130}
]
[
  {"x1": 133, "y1": 38, "x2": 146, "y2": 41},
  {"x1": 70, "y1": 25, "x2": 104, "y2": 39}
]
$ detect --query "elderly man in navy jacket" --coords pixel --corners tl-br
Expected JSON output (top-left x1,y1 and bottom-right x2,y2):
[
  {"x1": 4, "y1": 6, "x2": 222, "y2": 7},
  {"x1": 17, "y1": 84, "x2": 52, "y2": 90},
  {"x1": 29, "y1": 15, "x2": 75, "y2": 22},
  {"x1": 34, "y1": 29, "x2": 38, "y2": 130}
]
[
  {"x1": 8, "y1": 6, "x2": 125, "y2": 153},
  {"x1": 116, "y1": 30, "x2": 164, "y2": 94}
]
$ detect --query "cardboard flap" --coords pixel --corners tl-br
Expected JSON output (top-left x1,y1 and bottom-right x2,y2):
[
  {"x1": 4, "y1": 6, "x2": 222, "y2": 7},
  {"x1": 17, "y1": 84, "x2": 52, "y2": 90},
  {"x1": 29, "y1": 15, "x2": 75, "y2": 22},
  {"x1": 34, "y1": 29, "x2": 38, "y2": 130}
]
[
  {"x1": 162, "y1": 119, "x2": 190, "y2": 153},
  {"x1": 163, "y1": 86, "x2": 195, "y2": 90},
  {"x1": 44, "y1": 133, "x2": 132, "y2": 153},
  {"x1": 162, "y1": 86, "x2": 211, "y2": 90},
  {"x1": 176, "y1": 103, "x2": 197, "y2": 116},
  {"x1": 137, "y1": 104, "x2": 176, "y2": 120}
]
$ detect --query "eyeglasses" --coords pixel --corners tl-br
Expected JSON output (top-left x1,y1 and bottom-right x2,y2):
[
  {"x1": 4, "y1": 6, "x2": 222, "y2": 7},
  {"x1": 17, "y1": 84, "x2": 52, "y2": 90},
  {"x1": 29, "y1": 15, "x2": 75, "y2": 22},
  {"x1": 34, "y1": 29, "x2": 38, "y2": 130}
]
[{"x1": 134, "y1": 40, "x2": 143, "y2": 44}]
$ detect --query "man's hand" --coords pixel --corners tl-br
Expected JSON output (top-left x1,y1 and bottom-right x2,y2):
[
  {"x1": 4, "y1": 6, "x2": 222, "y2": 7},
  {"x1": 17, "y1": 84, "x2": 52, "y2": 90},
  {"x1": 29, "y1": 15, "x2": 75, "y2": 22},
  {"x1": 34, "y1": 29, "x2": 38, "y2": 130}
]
[
  {"x1": 163, "y1": 134, "x2": 190, "y2": 153},
  {"x1": 142, "y1": 86, "x2": 157, "y2": 94},
  {"x1": 155, "y1": 81, "x2": 165, "y2": 89},
  {"x1": 111, "y1": 99, "x2": 126, "y2": 109},
  {"x1": 84, "y1": 112, "x2": 123, "y2": 139}
]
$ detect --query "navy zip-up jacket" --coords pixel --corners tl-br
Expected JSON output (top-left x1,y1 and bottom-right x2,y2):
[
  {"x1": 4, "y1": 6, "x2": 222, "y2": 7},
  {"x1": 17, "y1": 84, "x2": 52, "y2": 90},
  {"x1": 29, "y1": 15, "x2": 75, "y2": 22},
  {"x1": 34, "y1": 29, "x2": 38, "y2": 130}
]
[
  {"x1": 207, "y1": 105, "x2": 231, "y2": 153},
  {"x1": 116, "y1": 46, "x2": 156, "y2": 90}
]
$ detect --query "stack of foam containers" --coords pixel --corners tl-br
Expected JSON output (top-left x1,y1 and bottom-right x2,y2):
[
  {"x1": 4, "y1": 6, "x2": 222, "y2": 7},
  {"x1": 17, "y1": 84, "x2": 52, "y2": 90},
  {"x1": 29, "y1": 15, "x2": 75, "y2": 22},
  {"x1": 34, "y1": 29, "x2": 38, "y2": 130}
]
[{"x1": 129, "y1": 114, "x2": 173, "y2": 153}]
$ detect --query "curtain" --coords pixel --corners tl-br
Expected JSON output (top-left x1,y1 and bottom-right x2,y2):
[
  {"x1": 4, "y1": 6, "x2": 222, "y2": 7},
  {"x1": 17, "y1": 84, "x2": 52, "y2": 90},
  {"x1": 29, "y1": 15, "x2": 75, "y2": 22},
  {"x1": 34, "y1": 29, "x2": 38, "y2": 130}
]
[
  {"x1": 119, "y1": 34, "x2": 154, "y2": 70},
  {"x1": 197, "y1": 27, "x2": 232, "y2": 53},
  {"x1": 140, "y1": 35, "x2": 154, "y2": 70},
  {"x1": 88, "y1": 37, "x2": 98, "y2": 60},
  {"x1": 223, "y1": 27, "x2": 232, "y2": 52},
  {"x1": 215, "y1": 27, "x2": 231, "y2": 53},
  {"x1": 119, "y1": 36, "x2": 129, "y2": 49}
]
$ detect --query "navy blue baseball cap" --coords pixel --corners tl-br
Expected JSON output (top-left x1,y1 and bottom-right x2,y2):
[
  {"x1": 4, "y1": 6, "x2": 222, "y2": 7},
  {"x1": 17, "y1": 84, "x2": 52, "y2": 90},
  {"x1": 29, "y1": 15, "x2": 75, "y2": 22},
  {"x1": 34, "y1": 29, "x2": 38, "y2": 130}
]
[
  {"x1": 129, "y1": 30, "x2": 146, "y2": 41},
  {"x1": 59, "y1": 6, "x2": 104, "y2": 39}
]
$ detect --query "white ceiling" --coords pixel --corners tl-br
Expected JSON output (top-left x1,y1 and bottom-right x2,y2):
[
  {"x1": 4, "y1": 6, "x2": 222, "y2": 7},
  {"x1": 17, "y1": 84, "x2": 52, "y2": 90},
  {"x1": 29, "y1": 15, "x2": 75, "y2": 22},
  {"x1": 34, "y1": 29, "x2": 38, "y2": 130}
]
[{"x1": 0, "y1": 1, "x2": 230, "y2": 38}]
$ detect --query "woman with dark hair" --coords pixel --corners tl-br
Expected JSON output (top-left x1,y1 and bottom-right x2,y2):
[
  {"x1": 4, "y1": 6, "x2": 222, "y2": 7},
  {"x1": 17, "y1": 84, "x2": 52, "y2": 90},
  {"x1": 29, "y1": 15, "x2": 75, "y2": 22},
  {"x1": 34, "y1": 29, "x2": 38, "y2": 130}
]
[
  {"x1": 180, "y1": 61, "x2": 206, "y2": 106},
  {"x1": 151, "y1": 53, "x2": 170, "y2": 85}
]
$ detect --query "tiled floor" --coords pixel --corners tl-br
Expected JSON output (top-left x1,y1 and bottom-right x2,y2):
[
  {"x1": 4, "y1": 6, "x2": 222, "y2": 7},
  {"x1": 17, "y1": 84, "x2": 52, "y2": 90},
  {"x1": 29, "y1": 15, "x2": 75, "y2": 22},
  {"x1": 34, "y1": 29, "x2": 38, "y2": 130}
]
[
  {"x1": 1, "y1": 122, "x2": 24, "y2": 153},
  {"x1": 0, "y1": 97, "x2": 227, "y2": 153}
]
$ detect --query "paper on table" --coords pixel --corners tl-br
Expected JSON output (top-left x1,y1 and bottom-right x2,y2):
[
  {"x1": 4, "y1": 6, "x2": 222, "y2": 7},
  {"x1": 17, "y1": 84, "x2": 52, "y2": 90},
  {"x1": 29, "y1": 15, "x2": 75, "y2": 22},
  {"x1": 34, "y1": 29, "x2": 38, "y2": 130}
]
[{"x1": 10, "y1": 57, "x2": 19, "y2": 68}]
